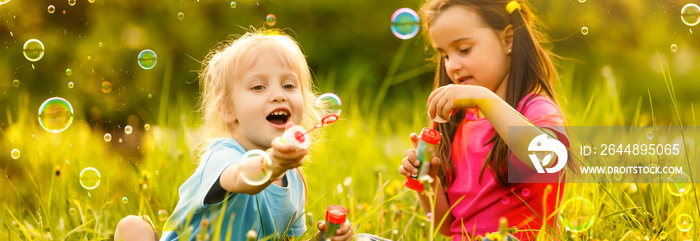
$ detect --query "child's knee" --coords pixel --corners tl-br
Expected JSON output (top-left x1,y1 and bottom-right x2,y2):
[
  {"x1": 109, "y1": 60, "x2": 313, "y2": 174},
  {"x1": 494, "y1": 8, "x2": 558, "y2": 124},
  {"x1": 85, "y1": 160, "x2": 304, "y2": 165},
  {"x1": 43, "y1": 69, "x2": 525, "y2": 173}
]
[{"x1": 114, "y1": 215, "x2": 158, "y2": 241}]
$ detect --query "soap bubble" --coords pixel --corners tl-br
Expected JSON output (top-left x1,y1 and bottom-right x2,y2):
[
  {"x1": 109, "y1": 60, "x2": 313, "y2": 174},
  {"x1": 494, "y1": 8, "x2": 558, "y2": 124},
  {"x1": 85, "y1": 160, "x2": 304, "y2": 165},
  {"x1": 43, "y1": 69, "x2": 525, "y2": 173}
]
[
  {"x1": 501, "y1": 195, "x2": 509, "y2": 204},
  {"x1": 38, "y1": 97, "x2": 74, "y2": 133},
  {"x1": 79, "y1": 167, "x2": 101, "y2": 190},
  {"x1": 48, "y1": 5, "x2": 55, "y2": 14},
  {"x1": 68, "y1": 0, "x2": 76, "y2": 6},
  {"x1": 581, "y1": 27, "x2": 589, "y2": 35},
  {"x1": 177, "y1": 12, "x2": 184, "y2": 20},
  {"x1": 266, "y1": 14, "x2": 277, "y2": 26},
  {"x1": 23, "y1": 39, "x2": 45, "y2": 62},
  {"x1": 671, "y1": 44, "x2": 678, "y2": 52},
  {"x1": 391, "y1": 8, "x2": 420, "y2": 40},
  {"x1": 125, "y1": 125, "x2": 133, "y2": 134},
  {"x1": 13, "y1": 79, "x2": 19, "y2": 87},
  {"x1": 158, "y1": 209, "x2": 168, "y2": 221},
  {"x1": 104, "y1": 133, "x2": 112, "y2": 142},
  {"x1": 144, "y1": 124, "x2": 151, "y2": 131},
  {"x1": 559, "y1": 197, "x2": 595, "y2": 232},
  {"x1": 681, "y1": 4, "x2": 700, "y2": 26},
  {"x1": 522, "y1": 188, "x2": 530, "y2": 197},
  {"x1": 11, "y1": 149, "x2": 20, "y2": 159},
  {"x1": 239, "y1": 150, "x2": 273, "y2": 186},
  {"x1": 230, "y1": 1, "x2": 236, "y2": 8},
  {"x1": 666, "y1": 172, "x2": 692, "y2": 196},
  {"x1": 676, "y1": 213, "x2": 693, "y2": 232},
  {"x1": 647, "y1": 131, "x2": 654, "y2": 140},
  {"x1": 101, "y1": 81, "x2": 112, "y2": 93},
  {"x1": 138, "y1": 49, "x2": 157, "y2": 70},
  {"x1": 659, "y1": 231, "x2": 667, "y2": 239},
  {"x1": 315, "y1": 93, "x2": 342, "y2": 124},
  {"x1": 121, "y1": 197, "x2": 128, "y2": 204},
  {"x1": 69, "y1": 208, "x2": 76, "y2": 216},
  {"x1": 65, "y1": 68, "x2": 72, "y2": 76},
  {"x1": 68, "y1": 82, "x2": 74, "y2": 89}
]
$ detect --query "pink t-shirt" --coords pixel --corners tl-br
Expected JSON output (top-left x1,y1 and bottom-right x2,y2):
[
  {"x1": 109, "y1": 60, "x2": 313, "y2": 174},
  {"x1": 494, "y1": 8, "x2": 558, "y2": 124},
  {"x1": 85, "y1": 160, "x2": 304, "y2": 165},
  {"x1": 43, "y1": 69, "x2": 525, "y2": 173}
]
[{"x1": 447, "y1": 93, "x2": 568, "y2": 241}]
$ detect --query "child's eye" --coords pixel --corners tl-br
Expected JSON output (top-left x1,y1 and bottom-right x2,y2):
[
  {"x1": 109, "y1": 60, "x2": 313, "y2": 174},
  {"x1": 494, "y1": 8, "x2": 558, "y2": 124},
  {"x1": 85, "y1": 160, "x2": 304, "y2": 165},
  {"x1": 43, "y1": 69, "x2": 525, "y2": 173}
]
[
  {"x1": 282, "y1": 84, "x2": 296, "y2": 90},
  {"x1": 459, "y1": 48, "x2": 471, "y2": 54},
  {"x1": 252, "y1": 85, "x2": 264, "y2": 91}
]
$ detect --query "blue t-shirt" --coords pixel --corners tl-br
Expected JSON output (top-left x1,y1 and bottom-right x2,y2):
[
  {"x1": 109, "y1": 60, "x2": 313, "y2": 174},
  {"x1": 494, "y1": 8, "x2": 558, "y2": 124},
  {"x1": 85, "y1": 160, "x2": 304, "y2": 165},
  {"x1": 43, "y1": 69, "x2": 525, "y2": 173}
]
[{"x1": 160, "y1": 138, "x2": 306, "y2": 241}]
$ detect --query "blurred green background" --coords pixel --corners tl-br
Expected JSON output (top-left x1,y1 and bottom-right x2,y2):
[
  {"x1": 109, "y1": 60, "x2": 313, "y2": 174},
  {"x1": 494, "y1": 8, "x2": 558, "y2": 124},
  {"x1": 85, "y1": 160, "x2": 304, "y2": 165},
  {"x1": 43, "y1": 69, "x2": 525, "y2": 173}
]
[{"x1": 1, "y1": 0, "x2": 700, "y2": 240}]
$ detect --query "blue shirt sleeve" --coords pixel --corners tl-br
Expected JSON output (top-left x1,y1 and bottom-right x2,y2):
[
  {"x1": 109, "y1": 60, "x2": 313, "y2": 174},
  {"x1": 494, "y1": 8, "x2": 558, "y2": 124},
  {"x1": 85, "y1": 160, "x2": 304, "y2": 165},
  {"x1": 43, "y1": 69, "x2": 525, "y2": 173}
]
[{"x1": 193, "y1": 140, "x2": 246, "y2": 211}]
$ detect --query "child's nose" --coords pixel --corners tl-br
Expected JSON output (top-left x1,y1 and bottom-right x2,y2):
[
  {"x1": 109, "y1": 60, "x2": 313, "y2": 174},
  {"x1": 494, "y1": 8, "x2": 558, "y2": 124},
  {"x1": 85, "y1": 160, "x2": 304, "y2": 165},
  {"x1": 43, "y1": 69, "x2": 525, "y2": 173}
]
[
  {"x1": 271, "y1": 89, "x2": 287, "y2": 103},
  {"x1": 445, "y1": 59, "x2": 463, "y2": 73}
]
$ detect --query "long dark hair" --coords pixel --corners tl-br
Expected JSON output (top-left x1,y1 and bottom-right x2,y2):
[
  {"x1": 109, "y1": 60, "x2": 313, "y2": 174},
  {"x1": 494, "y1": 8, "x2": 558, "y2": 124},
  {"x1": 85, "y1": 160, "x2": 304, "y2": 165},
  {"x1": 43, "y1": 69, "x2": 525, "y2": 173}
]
[{"x1": 421, "y1": 0, "x2": 560, "y2": 187}]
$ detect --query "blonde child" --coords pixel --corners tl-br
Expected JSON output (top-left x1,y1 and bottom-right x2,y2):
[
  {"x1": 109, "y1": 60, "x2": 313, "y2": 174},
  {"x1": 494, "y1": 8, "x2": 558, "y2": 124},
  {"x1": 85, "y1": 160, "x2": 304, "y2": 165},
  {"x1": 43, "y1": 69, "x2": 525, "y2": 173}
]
[
  {"x1": 398, "y1": 0, "x2": 572, "y2": 240},
  {"x1": 115, "y1": 29, "x2": 352, "y2": 241}
]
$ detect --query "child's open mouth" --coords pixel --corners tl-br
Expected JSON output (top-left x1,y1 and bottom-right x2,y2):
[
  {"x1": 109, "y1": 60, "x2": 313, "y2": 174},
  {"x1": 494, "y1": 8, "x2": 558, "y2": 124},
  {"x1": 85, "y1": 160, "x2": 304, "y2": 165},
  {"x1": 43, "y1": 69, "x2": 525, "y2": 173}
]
[{"x1": 266, "y1": 109, "x2": 290, "y2": 127}]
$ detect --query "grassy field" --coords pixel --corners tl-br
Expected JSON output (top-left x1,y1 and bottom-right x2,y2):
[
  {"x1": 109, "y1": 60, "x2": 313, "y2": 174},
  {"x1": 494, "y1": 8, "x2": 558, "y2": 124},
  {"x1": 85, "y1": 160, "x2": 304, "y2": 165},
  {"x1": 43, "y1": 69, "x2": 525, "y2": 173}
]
[{"x1": 2, "y1": 47, "x2": 699, "y2": 241}]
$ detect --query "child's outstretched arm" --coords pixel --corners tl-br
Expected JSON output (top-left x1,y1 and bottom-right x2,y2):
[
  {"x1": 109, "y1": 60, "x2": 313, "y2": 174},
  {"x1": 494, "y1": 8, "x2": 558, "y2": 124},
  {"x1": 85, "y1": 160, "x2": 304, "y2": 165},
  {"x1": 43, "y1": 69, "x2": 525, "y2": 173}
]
[
  {"x1": 427, "y1": 84, "x2": 560, "y2": 169},
  {"x1": 218, "y1": 124, "x2": 307, "y2": 195},
  {"x1": 399, "y1": 133, "x2": 455, "y2": 236}
]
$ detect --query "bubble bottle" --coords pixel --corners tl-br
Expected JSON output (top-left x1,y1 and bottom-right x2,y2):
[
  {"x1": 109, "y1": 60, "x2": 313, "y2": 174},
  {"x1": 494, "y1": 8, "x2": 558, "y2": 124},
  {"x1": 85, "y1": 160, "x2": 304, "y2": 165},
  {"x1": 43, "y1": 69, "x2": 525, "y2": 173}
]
[
  {"x1": 404, "y1": 128, "x2": 442, "y2": 192},
  {"x1": 323, "y1": 205, "x2": 347, "y2": 239},
  {"x1": 239, "y1": 93, "x2": 341, "y2": 186}
]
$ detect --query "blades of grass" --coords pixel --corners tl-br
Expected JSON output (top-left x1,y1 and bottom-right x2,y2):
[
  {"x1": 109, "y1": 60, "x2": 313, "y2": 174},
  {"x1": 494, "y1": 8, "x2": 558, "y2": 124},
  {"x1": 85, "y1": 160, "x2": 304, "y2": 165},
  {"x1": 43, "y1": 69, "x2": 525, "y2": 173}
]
[
  {"x1": 389, "y1": 65, "x2": 434, "y2": 87},
  {"x1": 5, "y1": 206, "x2": 33, "y2": 240},
  {"x1": 432, "y1": 195, "x2": 465, "y2": 238},
  {"x1": 158, "y1": 60, "x2": 173, "y2": 127},
  {"x1": 369, "y1": 40, "x2": 409, "y2": 126}
]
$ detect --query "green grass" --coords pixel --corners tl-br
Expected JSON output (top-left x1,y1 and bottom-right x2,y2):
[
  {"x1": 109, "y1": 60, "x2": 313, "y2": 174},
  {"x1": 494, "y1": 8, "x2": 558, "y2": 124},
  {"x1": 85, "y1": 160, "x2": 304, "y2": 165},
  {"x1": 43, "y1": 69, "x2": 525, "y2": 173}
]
[{"x1": 2, "y1": 50, "x2": 699, "y2": 241}]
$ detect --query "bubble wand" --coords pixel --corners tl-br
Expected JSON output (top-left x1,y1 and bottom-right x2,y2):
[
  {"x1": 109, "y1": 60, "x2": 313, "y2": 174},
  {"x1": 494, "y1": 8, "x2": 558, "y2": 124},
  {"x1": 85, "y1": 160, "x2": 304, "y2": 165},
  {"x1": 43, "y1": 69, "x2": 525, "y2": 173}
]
[{"x1": 240, "y1": 93, "x2": 342, "y2": 186}]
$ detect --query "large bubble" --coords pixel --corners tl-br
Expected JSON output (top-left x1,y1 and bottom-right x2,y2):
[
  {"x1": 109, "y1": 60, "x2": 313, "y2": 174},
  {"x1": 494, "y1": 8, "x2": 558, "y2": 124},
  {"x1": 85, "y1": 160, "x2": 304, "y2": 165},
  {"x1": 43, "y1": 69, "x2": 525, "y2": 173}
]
[
  {"x1": 681, "y1": 4, "x2": 700, "y2": 26},
  {"x1": 677, "y1": 213, "x2": 694, "y2": 232},
  {"x1": 315, "y1": 93, "x2": 342, "y2": 124},
  {"x1": 559, "y1": 197, "x2": 595, "y2": 232},
  {"x1": 666, "y1": 172, "x2": 692, "y2": 196},
  {"x1": 23, "y1": 39, "x2": 45, "y2": 62},
  {"x1": 38, "y1": 97, "x2": 74, "y2": 133},
  {"x1": 79, "y1": 167, "x2": 101, "y2": 190},
  {"x1": 391, "y1": 8, "x2": 420, "y2": 40},
  {"x1": 138, "y1": 49, "x2": 157, "y2": 70}
]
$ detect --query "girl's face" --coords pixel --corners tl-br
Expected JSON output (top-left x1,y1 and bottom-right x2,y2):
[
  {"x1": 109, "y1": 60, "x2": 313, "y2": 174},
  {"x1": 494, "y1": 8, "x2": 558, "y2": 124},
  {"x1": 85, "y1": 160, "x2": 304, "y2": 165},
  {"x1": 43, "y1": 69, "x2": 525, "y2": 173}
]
[
  {"x1": 429, "y1": 6, "x2": 512, "y2": 98},
  {"x1": 225, "y1": 47, "x2": 304, "y2": 151}
]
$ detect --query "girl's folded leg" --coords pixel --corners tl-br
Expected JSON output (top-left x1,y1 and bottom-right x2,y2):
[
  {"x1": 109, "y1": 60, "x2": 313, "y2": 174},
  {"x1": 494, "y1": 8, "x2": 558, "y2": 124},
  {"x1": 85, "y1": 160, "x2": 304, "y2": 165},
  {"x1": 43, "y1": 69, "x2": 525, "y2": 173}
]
[{"x1": 114, "y1": 215, "x2": 159, "y2": 241}]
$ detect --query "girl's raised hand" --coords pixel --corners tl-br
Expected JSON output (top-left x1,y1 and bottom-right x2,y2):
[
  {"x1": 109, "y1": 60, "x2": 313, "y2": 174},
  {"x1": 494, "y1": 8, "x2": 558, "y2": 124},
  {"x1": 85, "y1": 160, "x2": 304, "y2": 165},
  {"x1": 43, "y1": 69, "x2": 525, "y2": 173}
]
[
  {"x1": 269, "y1": 122, "x2": 308, "y2": 177},
  {"x1": 316, "y1": 220, "x2": 353, "y2": 241},
  {"x1": 398, "y1": 133, "x2": 441, "y2": 178},
  {"x1": 427, "y1": 84, "x2": 491, "y2": 122}
]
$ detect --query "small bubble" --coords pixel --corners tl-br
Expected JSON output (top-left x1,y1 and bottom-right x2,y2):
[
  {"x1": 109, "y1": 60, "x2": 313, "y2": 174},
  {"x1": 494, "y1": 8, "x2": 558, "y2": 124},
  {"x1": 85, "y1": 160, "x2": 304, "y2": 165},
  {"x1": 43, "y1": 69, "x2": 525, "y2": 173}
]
[
  {"x1": 676, "y1": 213, "x2": 693, "y2": 232},
  {"x1": 671, "y1": 44, "x2": 678, "y2": 52},
  {"x1": 23, "y1": 39, "x2": 45, "y2": 62},
  {"x1": 125, "y1": 125, "x2": 133, "y2": 134},
  {"x1": 69, "y1": 208, "x2": 76, "y2": 216},
  {"x1": 158, "y1": 209, "x2": 168, "y2": 221},
  {"x1": 659, "y1": 231, "x2": 667, "y2": 239},
  {"x1": 144, "y1": 124, "x2": 151, "y2": 131},
  {"x1": 147, "y1": 93, "x2": 153, "y2": 99},
  {"x1": 177, "y1": 12, "x2": 184, "y2": 20},
  {"x1": 13, "y1": 79, "x2": 20, "y2": 87},
  {"x1": 38, "y1": 97, "x2": 74, "y2": 133},
  {"x1": 681, "y1": 4, "x2": 700, "y2": 27},
  {"x1": 65, "y1": 68, "x2": 72, "y2": 76},
  {"x1": 48, "y1": 5, "x2": 55, "y2": 14},
  {"x1": 266, "y1": 14, "x2": 277, "y2": 26},
  {"x1": 230, "y1": 1, "x2": 236, "y2": 8},
  {"x1": 88, "y1": 0, "x2": 95, "y2": 3},
  {"x1": 68, "y1": 0, "x2": 76, "y2": 6},
  {"x1": 426, "y1": 212, "x2": 433, "y2": 222},
  {"x1": 79, "y1": 167, "x2": 101, "y2": 190},
  {"x1": 101, "y1": 81, "x2": 112, "y2": 93},
  {"x1": 581, "y1": 26, "x2": 589, "y2": 35},
  {"x1": 522, "y1": 188, "x2": 530, "y2": 197},
  {"x1": 501, "y1": 195, "x2": 509, "y2": 204},
  {"x1": 104, "y1": 133, "x2": 112, "y2": 142},
  {"x1": 121, "y1": 197, "x2": 128, "y2": 204},
  {"x1": 647, "y1": 131, "x2": 654, "y2": 140},
  {"x1": 138, "y1": 49, "x2": 157, "y2": 70},
  {"x1": 98, "y1": 42, "x2": 103, "y2": 47},
  {"x1": 578, "y1": 0, "x2": 585, "y2": 2},
  {"x1": 68, "y1": 82, "x2": 74, "y2": 89},
  {"x1": 11, "y1": 149, "x2": 20, "y2": 159}
]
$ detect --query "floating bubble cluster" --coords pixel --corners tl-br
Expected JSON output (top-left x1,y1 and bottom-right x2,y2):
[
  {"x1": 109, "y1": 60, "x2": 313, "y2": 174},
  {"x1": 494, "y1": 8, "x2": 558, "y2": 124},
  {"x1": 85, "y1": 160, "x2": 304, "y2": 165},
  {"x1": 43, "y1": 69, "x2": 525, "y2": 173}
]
[{"x1": 391, "y1": 8, "x2": 420, "y2": 40}]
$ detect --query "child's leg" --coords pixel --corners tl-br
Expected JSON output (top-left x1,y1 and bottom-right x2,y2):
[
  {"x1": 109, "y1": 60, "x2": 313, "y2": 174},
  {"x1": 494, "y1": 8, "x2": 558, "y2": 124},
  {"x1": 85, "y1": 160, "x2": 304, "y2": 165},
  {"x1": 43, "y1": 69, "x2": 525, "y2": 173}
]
[{"x1": 114, "y1": 215, "x2": 159, "y2": 241}]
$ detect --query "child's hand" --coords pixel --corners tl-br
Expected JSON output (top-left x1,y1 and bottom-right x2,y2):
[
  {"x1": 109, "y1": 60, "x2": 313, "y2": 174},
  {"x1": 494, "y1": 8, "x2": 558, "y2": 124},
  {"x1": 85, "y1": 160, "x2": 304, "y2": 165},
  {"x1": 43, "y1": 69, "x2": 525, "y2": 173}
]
[
  {"x1": 398, "y1": 133, "x2": 441, "y2": 178},
  {"x1": 269, "y1": 122, "x2": 308, "y2": 177},
  {"x1": 427, "y1": 84, "x2": 492, "y2": 122},
  {"x1": 316, "y1": 220, "x2": 353, "y2": 241}
]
